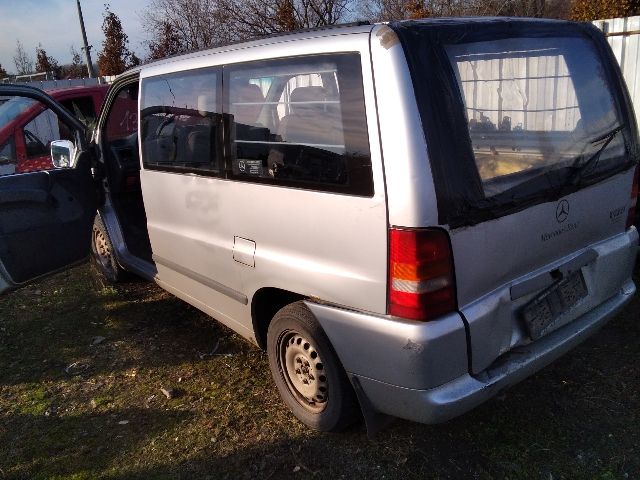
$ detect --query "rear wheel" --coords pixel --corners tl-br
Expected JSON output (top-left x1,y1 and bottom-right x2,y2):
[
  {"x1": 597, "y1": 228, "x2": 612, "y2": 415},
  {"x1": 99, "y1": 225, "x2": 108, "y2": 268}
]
[
  {"x1": 91, "y1": 214, "x2": 126, "y2": 284},
  {"x1": 267, "y1": 301, "x2": 360, "y2": 431}
]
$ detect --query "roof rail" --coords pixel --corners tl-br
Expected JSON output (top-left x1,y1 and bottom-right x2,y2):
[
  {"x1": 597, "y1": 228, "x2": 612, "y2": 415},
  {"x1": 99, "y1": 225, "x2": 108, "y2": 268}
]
[
  {"x1": 225, "y1": 20, "x2": 373, "y2": 47},
  {"x1": 141, "y1": 21, "x2": 373, "y2": 67}
]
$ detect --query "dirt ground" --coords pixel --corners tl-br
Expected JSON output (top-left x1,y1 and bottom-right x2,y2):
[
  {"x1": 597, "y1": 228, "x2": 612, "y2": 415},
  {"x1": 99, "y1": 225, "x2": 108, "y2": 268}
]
[{"x1": 0, "y1": 261, "x2": 638, "y2": 480}]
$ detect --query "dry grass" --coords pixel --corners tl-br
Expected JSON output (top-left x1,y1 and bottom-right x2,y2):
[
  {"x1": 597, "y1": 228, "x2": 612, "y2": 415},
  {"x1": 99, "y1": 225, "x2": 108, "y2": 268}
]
[{"x1": 1, "y1": 262, "x2": 639, "y2": 479}]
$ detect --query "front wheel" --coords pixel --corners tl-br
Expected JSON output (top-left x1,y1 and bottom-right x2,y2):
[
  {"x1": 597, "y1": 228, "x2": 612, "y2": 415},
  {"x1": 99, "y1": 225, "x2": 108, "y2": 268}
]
[
  {"x1": 90, "y1": 214, "x2": 126, "y2": 284},
  {"x1": 267, "y1": 301, "x2": 360, "y2": 431}
]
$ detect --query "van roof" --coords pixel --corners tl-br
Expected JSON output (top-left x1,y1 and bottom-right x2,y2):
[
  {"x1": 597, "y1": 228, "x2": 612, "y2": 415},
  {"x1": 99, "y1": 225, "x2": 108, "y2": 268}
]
[
  {"x1": 121, "y1": 16, "x2": 575, "y2": 78},
  {"x1": 123, "y1": 21, "x2": 376, "y2": 76}
]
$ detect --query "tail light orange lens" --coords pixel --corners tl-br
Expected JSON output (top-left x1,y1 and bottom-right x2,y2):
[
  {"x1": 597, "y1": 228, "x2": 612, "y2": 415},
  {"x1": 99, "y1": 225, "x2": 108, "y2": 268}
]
[
  {"x1": 626, "y1": 165, "x2": 639, "y2": 230},
  {"x1": 388, "y1": 228, "x2": 457, "y2": 321}
]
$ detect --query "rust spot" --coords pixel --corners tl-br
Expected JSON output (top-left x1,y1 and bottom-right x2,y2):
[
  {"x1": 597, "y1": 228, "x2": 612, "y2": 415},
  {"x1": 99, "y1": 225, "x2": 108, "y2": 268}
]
[
  {"x1": 403, "y1": 339, "x2": 424, "y2": 354},
  {"x1": 376, "y1": 25, "x2": 399, "y2": 50}
]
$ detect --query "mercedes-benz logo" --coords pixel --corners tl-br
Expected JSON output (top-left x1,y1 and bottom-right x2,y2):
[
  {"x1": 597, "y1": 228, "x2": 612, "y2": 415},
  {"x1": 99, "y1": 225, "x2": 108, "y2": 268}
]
[{"x1": 556, "y1": 199, "x2": 570, "y2": 223}]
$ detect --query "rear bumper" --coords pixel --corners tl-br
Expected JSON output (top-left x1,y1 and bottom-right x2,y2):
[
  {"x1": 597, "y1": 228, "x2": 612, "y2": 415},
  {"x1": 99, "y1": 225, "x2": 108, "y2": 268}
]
[
  {"x1": 307, "y1": 273, "x2": 636, "y2": 425},
  {"x1": 350, "y1": 280, "x2": 634, "y2": 424}
]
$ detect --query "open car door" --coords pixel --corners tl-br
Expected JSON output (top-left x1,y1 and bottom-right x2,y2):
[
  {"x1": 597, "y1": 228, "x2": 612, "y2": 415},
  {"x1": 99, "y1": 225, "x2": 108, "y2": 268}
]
[{"x1": 0, "y1": 85, "x2": 97, "y2": 294}]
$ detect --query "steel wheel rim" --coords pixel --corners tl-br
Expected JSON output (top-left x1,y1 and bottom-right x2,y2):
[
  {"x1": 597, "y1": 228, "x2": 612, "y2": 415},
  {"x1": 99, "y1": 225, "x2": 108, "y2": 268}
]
[
  {"x1": 278, "y1": 330, "x2": 328, "y2": 413},
  {"x1": 93, "y1": 227, "x2": 111, "y2": 269}
]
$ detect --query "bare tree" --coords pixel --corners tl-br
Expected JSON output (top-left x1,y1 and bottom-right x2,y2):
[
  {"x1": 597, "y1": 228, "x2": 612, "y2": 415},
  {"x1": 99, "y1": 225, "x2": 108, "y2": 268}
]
[
  {"x1": 13, "y1": 40, "x2": 34, "y2": 75},
  {"x1": 58, "y1": 46, "x2": 88, "y2": 79},
  {"x1": 143, "y1": 0, "x2": 350, "y2": 58},
  {"x1": 357, "y1": 0, "x2": 569, "y2": 21},
  {"x1": 224, "y1": 0, "x2": 350, "y2": 39},
  {"x1": 147, "y1": 21, "x2": 184, "y2": 60},
  {"x1": 142, "y1": 0, "x2": 234, "y2": 56}
]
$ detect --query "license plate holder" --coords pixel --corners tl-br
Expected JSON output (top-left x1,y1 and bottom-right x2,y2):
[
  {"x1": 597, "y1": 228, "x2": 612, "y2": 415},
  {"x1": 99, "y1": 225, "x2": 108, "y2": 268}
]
[{"x1": 522, "y1": 271, "x2": 588, "y2": 340}]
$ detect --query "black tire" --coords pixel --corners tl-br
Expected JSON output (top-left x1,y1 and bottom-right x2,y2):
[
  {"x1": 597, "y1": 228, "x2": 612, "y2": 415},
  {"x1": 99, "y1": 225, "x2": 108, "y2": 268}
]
[
  {"x1": 90, "y1": 214, "x2": 126, "y2": 284},
  {"x1": 267, "y1": 301, "x2": 360, "y2": 431}
]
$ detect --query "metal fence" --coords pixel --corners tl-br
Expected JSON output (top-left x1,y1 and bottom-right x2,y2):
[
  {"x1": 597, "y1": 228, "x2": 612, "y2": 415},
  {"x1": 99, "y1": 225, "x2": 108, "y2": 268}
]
[
  {"x1": 447, "y1": 17, "x2": 639, "y2": 134},
  {"x1": 0, "y1": 75, "x2": 117, "y2": 89},
  {"x1": 595, "y1": 16, "x2": 640, "y2": 126}
]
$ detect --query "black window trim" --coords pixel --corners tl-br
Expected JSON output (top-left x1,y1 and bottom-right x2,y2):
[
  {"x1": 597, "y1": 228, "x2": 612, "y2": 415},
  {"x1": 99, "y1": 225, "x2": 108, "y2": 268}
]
[
  {"x1": 391, "y1": 19, "x2": 640, "y2": 228},
  {"x1": 221, "y1": 51, "x2": 375, "y2": 197},
  {"x1": 137, "y1": 52, "x2": 375, "y2": 197},
  {"x1": 140, "y1": 65, "x2": 224, "y2": 177}
]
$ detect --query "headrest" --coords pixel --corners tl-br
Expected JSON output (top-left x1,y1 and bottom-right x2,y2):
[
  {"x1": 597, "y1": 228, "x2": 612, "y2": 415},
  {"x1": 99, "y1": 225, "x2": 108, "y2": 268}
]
[
  {"x1": 197, "y1": 94, "x2": 216, "y2": 116},
  {"x1": 232, "y1": 83, "x2": 265, "y2": 103},
  {"x1": 290, "y1": 86, "x2": 327, "y2": 105},
  {"x1": 230, "y1": 84, "x2": 265, "y2": 125}
]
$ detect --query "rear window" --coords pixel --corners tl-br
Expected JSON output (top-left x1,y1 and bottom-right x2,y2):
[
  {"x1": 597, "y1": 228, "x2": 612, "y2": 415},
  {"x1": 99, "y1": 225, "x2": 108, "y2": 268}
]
[
  {"x1": 392, "y1": 20, "x2": 638, "y2": 227},
  {"x1": 446, "y1": 37, "x2": 624, "y2": 197},
  {"x1": 0, "y1": 96, "x2": 35, "y2": 125},
  {"x1": 60, "y1": 96, "x2": 97, "y2": 129}
]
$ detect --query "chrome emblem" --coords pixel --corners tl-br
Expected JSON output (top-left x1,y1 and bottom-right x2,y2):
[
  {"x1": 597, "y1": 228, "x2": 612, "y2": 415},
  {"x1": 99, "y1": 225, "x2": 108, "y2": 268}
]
[{"x1": 556, "y1": 199, "x2": 570, "y2": 223}]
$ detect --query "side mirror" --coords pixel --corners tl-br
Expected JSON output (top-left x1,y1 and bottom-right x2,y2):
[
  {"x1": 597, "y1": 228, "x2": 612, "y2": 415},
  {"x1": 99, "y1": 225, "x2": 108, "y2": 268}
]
[{"x1": 50, "y1": 140, "x2": 76, "y2": 169}]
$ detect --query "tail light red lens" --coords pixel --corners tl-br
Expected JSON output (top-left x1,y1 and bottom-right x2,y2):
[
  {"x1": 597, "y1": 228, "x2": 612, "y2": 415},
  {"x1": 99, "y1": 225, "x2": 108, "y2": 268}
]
[
  {"x1": 388, "y1": 228, "x2": 457, "y2": 321},
  {"x1": 626, "y1": 165, "x2": 639, "y2": 230}
]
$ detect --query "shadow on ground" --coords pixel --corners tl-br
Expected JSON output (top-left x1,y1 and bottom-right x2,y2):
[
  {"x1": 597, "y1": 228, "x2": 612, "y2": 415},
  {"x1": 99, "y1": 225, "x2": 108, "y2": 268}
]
[{"x1": 0, "y1": 263, "x2": 638, "y2": 479}]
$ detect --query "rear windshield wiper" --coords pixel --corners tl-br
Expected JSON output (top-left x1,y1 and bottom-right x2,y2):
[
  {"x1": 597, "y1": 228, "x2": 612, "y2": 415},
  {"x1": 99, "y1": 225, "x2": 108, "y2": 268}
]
[{"x1": 566, "y1": 124, "x2": 624, "y2": 186}]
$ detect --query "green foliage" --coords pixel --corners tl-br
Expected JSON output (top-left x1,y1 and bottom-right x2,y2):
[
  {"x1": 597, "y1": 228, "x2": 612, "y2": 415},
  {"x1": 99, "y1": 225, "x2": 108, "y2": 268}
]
[{"x1": 18, "y1": 384, "x2": 49, "y2": 415}]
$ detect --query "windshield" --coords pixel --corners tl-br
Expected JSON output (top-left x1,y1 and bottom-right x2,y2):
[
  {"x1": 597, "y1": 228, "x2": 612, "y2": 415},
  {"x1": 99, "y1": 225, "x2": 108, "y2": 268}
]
[
  {"x1": 445, "y1": 36, "x2": 625, "y2": 197},
  {"x1": 0, "y1": 96, "x2": 37, "y2": 128}
]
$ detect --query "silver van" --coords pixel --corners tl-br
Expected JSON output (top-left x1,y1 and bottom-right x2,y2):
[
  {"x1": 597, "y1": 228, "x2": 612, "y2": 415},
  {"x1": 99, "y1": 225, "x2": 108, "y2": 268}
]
[{"x1": 0, "y1": 18, "x2": 638, "y2": 433}]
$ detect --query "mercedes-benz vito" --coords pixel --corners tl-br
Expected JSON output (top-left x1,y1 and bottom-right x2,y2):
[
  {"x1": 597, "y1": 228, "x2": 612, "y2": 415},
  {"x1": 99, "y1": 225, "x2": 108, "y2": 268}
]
[{"x1": 0, "y1": 18, "x2": 638, "y2": 432}]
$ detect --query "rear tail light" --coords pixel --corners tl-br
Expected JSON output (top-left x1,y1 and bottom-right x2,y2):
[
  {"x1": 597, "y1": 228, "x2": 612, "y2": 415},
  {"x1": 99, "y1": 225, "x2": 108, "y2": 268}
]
[
  {"x1": 388, "y1": 228, "x2": 457, "y2": 321},
  {"x1": 626, "y1": 165, "x2": 639, "y2": 230}
]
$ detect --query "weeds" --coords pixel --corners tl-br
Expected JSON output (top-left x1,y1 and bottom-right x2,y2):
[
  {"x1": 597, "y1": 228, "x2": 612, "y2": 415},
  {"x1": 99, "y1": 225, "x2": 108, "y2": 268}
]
[{"x1": 1, "y1": 263, "x2": 638, "y2": 479}]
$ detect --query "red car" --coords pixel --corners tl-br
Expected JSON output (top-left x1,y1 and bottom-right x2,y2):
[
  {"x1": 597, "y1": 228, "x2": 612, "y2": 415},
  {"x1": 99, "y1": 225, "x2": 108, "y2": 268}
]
[{"x1": 0, "y1": 85, "x2": 109, "y2": 175}]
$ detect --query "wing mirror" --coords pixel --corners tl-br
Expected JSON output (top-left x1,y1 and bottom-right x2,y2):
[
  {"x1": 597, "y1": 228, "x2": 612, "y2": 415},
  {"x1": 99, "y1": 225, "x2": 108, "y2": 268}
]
[{"x1": 50, "y1": 140, "x2": 76, "y2": 169}]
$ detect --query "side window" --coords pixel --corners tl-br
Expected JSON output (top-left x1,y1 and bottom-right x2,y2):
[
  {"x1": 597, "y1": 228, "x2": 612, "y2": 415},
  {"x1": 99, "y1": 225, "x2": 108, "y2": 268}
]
[
  {"x1": 0, "y1": 136, "x2": 16, "y2": 176},
  {"x1": 61, "y1": 96, "x2": 97, "y2": 129},
  {"x1": 140, "y1": 68, "x2": 221, "y2": 173},
  {"x1": 105, "y1": 84, "x2": 139, "y2": 141},
  {"x1": 225, "y1": 53, "x2": 373, "y2": 196},
  {"x1": 23, "y1": 108, "x2": 68, "y2": 158},
  {"x1": 1, "y1": 97, "x2": 74, "y2": 176}
]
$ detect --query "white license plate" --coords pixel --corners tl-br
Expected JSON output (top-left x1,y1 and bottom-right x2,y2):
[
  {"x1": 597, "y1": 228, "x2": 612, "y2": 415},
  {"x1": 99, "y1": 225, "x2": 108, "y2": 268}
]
[{"x1": 522, "y1": 271, "x2": 588, "y2": 339}]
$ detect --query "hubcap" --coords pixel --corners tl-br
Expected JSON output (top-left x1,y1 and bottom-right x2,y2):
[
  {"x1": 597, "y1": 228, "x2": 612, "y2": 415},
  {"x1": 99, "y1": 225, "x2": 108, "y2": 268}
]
[
  {"x1": 279, "y1": 331, "x2": 328, "y2": 413},
  {"x1": 93, "y1": 227, "x2": 111, "y2": 267}
]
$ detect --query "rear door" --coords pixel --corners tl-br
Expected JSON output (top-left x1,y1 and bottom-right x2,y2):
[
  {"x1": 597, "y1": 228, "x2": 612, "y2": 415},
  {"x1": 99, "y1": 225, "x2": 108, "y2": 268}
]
[
  {"x1": 0, "y1": 85, "x2": 97, "y2": 293},
  {"x1": 392, "y1": 20, "x2": 639, "y2": 372}
]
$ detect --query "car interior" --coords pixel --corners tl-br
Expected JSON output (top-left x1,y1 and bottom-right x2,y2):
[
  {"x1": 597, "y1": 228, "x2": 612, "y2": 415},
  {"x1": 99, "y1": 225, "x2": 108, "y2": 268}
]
[{"x1": 101, "y1": 82, "x2": 153, "y2": 263}]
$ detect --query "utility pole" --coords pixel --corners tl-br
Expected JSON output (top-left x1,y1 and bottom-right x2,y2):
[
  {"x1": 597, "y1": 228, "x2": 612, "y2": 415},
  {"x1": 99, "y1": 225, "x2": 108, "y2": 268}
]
[{"x1": 76, "y1": 0, "x2": 96, "y2": 78}]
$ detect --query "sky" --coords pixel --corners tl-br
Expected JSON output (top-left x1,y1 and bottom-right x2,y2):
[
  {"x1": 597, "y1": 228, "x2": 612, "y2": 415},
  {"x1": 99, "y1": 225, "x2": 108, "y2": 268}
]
[{"x1": 0, "y1": 0, "x2": 149, "y2": 74}]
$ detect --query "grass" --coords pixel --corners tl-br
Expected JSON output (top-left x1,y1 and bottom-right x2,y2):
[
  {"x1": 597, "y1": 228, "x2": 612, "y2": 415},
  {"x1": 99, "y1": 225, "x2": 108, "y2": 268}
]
[{"x1": 0, "y1": 261, "x2": 639, "y2": 479}]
